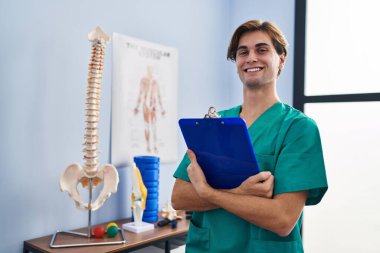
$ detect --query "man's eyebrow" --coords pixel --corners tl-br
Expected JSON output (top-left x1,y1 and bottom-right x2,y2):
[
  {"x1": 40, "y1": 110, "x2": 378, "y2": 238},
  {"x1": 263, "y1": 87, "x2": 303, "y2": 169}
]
[
  {"x1": 236, "y1": 45, "x2": 248, "y2": 51},
  {"x1": 237, "y1": 43, "x2": 270, "y2": 51},
  {"x1": 255, "y1": 43, "x2": 270, "y2": 47}
]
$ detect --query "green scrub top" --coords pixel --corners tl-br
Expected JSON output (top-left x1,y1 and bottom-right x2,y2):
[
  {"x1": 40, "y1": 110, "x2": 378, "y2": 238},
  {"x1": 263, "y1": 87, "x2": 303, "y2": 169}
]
[{"x1": 173, "y1": 102, "x2": 328, "y2": 253}]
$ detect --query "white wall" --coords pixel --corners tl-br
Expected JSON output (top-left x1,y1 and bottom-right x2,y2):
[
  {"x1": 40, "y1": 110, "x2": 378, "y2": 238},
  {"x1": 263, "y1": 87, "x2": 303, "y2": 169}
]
[{"x1": 0, "y1": 1, "x2": 295, "y2": 252}]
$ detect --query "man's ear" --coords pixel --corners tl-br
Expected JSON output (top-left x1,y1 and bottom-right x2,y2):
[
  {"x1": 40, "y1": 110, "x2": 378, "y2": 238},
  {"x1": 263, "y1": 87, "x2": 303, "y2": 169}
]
[
  {"x1": 279, "y1": 53, "x2": 286, "y2": 66},
  {"x1": 277, "y1": 53, "x2": 286, "y2": 77}
]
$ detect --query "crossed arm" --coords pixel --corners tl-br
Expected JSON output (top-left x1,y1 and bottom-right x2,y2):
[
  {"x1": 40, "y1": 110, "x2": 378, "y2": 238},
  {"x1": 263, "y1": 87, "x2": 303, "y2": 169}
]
[{"x1": 171, "y1": 150, "x2": 308, "y2": 237}]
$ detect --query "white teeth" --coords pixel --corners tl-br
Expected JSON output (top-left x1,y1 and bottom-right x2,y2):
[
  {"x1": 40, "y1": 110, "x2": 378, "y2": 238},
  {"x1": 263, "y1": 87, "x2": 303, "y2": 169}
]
[{"x1": 247, "y1": 67, "x2": 261, "y2": 72}]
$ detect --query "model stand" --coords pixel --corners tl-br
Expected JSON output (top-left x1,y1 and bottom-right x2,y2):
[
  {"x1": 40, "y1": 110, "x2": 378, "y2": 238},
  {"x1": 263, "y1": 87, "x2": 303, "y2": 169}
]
[{"x1": 50, "y1": 179, "x2": 126, "y2": 248}]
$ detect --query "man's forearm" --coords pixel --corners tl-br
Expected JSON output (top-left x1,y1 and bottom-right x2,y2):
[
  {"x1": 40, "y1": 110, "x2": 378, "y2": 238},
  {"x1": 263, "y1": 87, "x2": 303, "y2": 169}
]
[
  {"x1": 202, "y1": 187, "x2": 307, "y2": 236},
  {"x1": 171, "y1": 179, "x2": 219, "y2": 211}
]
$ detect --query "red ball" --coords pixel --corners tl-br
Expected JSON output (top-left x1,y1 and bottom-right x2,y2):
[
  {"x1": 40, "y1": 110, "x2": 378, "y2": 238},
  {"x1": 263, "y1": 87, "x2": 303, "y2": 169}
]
[{"x1": 93, "y1": 225, "x2": 105, "y2": 238}]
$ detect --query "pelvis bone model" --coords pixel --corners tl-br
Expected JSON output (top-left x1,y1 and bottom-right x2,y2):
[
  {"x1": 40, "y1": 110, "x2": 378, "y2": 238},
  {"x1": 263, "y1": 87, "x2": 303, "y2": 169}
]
[{"x1": 60, "y1": 27, "x2": 119, "y2": 211}]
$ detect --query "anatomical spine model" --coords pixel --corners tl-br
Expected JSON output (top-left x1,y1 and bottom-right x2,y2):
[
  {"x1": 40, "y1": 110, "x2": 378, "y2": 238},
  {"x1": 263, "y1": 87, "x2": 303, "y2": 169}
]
[{"x1": 60, "y1": 27, "x2": 119, "y2": 211}]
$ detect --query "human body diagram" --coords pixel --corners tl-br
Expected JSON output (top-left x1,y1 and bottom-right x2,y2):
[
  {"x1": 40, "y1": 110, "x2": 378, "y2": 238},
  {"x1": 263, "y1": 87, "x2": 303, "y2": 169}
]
[{"x1": 134, "y1": 66, "x2": 165, "y2": 154}]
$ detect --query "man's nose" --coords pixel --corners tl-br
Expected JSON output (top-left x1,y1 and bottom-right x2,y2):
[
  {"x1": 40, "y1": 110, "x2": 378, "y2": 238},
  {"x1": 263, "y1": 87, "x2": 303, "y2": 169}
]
[{"x1": 246, "y1": 50, "x2": 258, "y2": 63}]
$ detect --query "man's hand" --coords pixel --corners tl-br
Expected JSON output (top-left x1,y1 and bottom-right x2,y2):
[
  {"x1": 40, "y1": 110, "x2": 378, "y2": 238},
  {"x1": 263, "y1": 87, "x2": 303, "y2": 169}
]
[
  {"x1": 186, "y1": 149, "x2": 274, "y2": 199},
  {"x1": 234, "y1": 171, "x2": 274, "y2": 198},
  {"x1": 186, "y1": 149, "x2": 213, "y2": 198}
]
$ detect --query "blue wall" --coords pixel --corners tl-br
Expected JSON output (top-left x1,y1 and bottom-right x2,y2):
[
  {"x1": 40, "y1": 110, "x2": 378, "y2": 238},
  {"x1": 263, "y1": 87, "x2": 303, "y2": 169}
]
[{"x1": 0, "y1": 0, "x2": 294, "y2": 252}]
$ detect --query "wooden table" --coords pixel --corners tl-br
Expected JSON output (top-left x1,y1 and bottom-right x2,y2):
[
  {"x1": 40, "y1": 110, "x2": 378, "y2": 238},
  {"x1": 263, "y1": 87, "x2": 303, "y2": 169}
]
[{"x1": 24, "y1": 217, "x2": 189, "y2": 253}]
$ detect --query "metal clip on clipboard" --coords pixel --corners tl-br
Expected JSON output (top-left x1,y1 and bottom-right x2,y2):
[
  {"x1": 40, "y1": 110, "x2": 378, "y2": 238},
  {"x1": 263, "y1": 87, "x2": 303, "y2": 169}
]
[{"x1": 204, "y1": 107, "x2": 221, "y2": 118}]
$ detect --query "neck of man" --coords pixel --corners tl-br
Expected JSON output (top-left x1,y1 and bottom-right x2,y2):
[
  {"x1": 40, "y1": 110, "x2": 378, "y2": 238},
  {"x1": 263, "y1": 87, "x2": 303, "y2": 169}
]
[{"x1": 240, "y1": 83, "x2": 280, "y2": 127}]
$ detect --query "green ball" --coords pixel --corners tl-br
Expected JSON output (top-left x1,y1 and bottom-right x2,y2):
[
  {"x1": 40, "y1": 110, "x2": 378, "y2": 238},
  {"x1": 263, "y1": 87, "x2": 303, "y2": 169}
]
[{"x1": 107, "y1": 225, "x2": 119, "y2": 238}]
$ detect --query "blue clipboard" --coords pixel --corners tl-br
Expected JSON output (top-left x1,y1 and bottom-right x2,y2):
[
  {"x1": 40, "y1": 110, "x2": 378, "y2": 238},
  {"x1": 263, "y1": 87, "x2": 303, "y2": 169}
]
[{"x1": 179, "y1": 117, "x2": 260, "y2": 189}]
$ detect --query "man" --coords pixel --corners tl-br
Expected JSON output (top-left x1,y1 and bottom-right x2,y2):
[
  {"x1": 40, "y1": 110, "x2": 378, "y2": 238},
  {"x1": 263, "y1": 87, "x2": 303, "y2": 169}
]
[{"x1": 171, "y1": 20, "x2": 328, "y2": 253}]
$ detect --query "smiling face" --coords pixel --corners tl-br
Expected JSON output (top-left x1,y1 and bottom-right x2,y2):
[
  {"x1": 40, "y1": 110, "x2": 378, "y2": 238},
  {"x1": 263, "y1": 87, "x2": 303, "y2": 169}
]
[{"x1": 236, "y1": 31, "x2": 285, "y2": 89}]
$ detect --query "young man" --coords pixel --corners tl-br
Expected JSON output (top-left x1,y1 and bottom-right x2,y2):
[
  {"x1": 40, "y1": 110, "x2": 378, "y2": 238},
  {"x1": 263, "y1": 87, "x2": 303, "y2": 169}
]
[{"x1": 171, "y1": 20, "x2": 328, "y2": 253}]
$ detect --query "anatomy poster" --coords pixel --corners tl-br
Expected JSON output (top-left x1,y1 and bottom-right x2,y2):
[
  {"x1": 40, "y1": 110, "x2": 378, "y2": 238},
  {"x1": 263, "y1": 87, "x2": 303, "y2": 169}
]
[{"x1": 112, "y1": 33, "x2": 178, "y2": 166}]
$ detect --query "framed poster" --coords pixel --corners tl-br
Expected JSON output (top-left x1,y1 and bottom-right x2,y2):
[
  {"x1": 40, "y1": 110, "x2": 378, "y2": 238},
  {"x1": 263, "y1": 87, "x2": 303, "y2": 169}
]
[{"x1": 112, "y1": 33, "x2": 178, "y2": 166}]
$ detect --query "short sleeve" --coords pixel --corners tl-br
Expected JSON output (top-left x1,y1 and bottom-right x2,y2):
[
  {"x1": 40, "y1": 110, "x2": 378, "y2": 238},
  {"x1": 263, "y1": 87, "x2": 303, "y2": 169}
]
[
  {"x1": 173, "y1": 153, "x2": 191, "y2": 182},
  {"x1": 274, "y1": 118, "x2": 328, "y2": 206}
]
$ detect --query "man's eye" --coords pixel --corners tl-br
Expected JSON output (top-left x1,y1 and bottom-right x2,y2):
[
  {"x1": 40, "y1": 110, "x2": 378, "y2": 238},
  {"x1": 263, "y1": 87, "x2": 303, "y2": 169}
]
[
  {"x1": 237, "y1": 50, "x2": 248, "y2": 56},
  {"x1": 257, "y1": 48, "x2": 268, "y2": 54}
]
